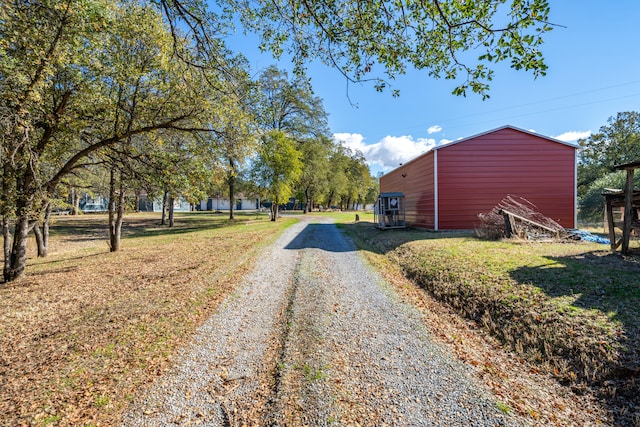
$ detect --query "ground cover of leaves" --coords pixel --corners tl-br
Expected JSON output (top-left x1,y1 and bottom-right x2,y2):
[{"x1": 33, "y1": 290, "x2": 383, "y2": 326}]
[
  {"x1": 342, "y1": 216, "x2": 640, "y2": 426},
  {"x1": 0, "y1": 212, "x2": 293, "y2": 427},
  {"x1": 4, "y1": 209, "x2": 639, "y2": 426}
]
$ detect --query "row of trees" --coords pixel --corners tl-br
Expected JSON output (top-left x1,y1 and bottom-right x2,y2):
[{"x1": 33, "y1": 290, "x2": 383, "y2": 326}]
[
  {"x1": 0, "y1": 1, "x2": 378, "y2": 282},
  {"x1": 0, "y1": 0, "x2": 554, "y2": 282},
  {"x1": 578, "y1": 111, "x2": 640, "y2": 222},
  {"x1": 55, "y1": 64, "x2": 379, "y2": 222}
]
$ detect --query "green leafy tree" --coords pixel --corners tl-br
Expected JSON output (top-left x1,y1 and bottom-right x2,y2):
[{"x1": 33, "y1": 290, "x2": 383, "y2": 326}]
[
  {"x1": 578, "y1": 112, "x2": 640, "y2": 194},
  {"x1": 256, "y1": 66, "x2": 329, "y2": 138},
  {"x1": 324, "y1": 144, "x2": 351, "y2": 209},
  {"x1": 252, "y1": 130, "x2": 303, "y2": 220},
  {"x1": 343, "y1": 150, "x2": 375, "y2": 210},
  {"x1": 229, "y1": 0, "x2": 553, "y2": 97},
  {"x1": 0, "y1": 1, "x2": 223, "y2": 281},
  {"x1": 297, "y1": 136, "x2": 332, "y2": 213},
  {"x1": 254, "y1": 66, "x2": 335, "y2": 214},
  {"x1": 208, "y1": 81, "x2": 260, "y2": 220},
  {"x1": 577, "y1": 112, "x2": 640, "y2": 222}
]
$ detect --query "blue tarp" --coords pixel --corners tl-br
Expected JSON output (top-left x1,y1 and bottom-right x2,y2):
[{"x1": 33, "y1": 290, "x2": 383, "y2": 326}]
[{"x1": 568, "y1": 229, "x2": 610, "y2": 245}]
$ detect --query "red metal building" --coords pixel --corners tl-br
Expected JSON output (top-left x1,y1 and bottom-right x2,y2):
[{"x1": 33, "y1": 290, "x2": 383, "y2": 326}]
[{"x1": 379, "y1": 126, "x2": 577, "y2": 230}]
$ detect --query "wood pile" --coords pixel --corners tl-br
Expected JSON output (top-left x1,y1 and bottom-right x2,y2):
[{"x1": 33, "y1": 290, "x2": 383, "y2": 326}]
[{"x1": 476, "y1": 195, "x2": 565, "y2": 240}]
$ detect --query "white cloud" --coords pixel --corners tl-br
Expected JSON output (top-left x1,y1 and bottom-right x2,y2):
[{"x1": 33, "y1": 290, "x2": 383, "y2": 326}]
[
  {"x1": 333, "y1": 133, "x2": 436, "y2": 171},
  {"x1": 553, "y1": 130, "x2": 592, "y2": 142},
  {"x1": 333, "y1": 132, "x2": 367, "y2": 152},
  {"x1": 427, "y1": 125, "x2": 442, "y2": 134}
]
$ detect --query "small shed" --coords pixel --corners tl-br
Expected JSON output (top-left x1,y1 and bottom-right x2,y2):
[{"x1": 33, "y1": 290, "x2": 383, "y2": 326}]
[
  {"x1": 374, "y1": 192, "x2": 406, "y2": 229},
  {"x1": 379, "y1": 126, "x2": 577, "y2": 230}
]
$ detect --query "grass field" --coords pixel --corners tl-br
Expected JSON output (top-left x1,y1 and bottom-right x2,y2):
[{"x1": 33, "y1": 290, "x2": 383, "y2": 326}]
[{"x1": 0, "y1": 211, "x2": 294, "y2": 426}]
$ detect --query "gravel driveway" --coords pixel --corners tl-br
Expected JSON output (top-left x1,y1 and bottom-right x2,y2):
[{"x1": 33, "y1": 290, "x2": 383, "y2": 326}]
[{"x1": 123, "y1": 216, "x2": 517, "y2": 426}]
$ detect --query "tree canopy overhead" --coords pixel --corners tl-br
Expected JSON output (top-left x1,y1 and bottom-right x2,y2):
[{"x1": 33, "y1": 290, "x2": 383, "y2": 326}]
[{"x1": 227, "y1": 0, "x2": 554, "y2": 97}]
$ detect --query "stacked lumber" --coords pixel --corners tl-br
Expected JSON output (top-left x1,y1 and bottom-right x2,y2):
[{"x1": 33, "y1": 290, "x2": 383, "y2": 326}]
[{"x1": 476, "y1": 195, "x2": 565, "y2": 240}]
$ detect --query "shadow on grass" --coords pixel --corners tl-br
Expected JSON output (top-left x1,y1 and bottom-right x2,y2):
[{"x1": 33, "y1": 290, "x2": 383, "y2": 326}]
[
  {"x1": 339, "y1": 221, "x2": 474, "y2": 255},
  {"x1": 510, "y1": 251, "x2": 640, "y2": 426},
  {"x1": 49, "y1": 212, "x2": 268, "y2": 242},
  {"x1": 29, "y1": 251, "x2": 108, "y2": 267},
  {"x1": 511, "y1": 251, "x2": 640, "y2": 322}
]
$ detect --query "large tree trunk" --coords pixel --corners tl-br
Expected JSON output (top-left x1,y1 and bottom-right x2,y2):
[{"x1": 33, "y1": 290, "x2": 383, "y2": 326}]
[
  {"x1": 327, "y1": 191, "x2": 335, "y2": 210},
  {"x1": 108, "y1": 168, "x2": 118, "y2": 252},
  {"x1": 115, "y1": 179, "x2": 125, "y2": 248},
  {"x1": 33, "y1": 225, "x2": 45, "y2": 257},
  {"x1": 70, "y1": 187, "x2": 81, "y2": 215},
  {"x1": 32, "y1": 203, "x2": 51, "y2": 257},
  {"x1": 161, "y1": 190, "x2": 168, "y2": 225},
  {"x1": 5, "y1": 212, "x2": 29, "y2": 282},
  {"x1": 270, "y1": 197, "x2": 279, "y2": 221},
  {"x1": 168, "y1": 195, "x2": 175, "y2": 227},
  {"x1": 108, "y1": 168, "x2": 125, "y2": 252},
  {"x1": 303, "y1": 188, "x2": 313, "y2": 213},
  {"x1": 228, "y1": 159, "x2": 236, "y2": 220},
  {"x1": 2, "y1": 163, "x2": 11, "y2": 276},
  {"x1": 4, "y1": 159, "x2": 34, "y2": 281}
]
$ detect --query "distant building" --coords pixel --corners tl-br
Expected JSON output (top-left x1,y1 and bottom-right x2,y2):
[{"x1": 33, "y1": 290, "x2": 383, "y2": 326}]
[
  {"x1": 196, "y1": 194, "x2": 260, "y2": 211},
  {"x1": 137, "y1": 196, "x2": 191, "y2": 212},
  {"x1": 80, "y1": 196, "x2": 108, "y2": 213}
]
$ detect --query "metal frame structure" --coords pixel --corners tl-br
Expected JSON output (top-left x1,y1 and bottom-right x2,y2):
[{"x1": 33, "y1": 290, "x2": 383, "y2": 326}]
[{"x1": 374, "y1": 192, "x2": 406, "y2": 229}]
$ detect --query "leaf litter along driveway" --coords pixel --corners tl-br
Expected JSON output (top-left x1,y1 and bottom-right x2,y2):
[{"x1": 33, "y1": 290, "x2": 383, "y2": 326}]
[{"x1": 124, "y1": 216, "x2": 517, "y2": 426}]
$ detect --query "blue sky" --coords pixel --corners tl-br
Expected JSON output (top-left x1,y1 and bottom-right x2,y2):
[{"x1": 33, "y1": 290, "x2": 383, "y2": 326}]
[{"x1": 222, "y1": 2, "x2": 640, "y2": 176}]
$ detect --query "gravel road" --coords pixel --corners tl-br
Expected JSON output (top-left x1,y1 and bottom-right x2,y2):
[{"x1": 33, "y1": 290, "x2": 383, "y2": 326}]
[{"x1": 123, "y1": 216, "x2": 517, "y2": 426}]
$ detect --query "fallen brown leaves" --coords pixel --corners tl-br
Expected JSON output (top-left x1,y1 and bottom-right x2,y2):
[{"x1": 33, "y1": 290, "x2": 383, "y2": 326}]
[{"x1": 0, "y1": 212, "x2": 290, "y2": 427}]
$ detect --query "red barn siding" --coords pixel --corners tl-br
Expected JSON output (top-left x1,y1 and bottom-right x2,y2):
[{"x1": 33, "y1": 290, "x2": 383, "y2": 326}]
[
  {"x1": 379, "y1": 126, "x2": 577, "y2": 230},
  {"x1": 380, "y1": 152, "x2": 435, "y2": 229},
  {"x1": 436, "y1": 127, "x2": 576, "y2": 229}
]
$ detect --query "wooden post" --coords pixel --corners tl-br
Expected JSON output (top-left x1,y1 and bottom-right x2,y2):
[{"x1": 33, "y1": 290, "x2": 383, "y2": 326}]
[
  {"x1": 622, "y1": 169, "x2": 634, "y2": 254},
  {"x1": 605, "y1": 196, "x2": 617, "y2": 252},
  {"x1": 502, "y1": 212, "x2": 513, "y2": 238}
]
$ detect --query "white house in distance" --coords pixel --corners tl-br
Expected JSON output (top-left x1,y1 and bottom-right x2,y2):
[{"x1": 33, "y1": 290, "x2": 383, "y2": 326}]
[
  {"x1": 137, "y1": 193, "x2": 260, "y2": 212},
  {"x1": 196, "y1": 194, "x2": 260, "y2": 211}
]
